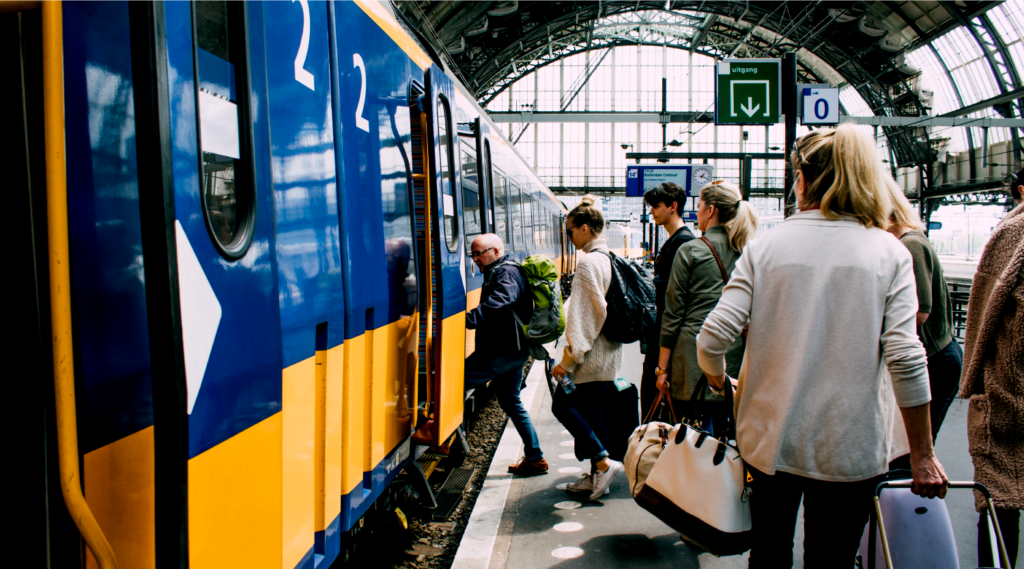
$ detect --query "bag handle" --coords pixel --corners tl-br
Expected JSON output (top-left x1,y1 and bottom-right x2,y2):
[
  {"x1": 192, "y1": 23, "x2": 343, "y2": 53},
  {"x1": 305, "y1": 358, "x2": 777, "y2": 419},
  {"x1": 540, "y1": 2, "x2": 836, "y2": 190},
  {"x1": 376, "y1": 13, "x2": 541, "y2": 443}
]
[
  {"x1": 688, "y1": 374, "x2": 738, "y2": 441},
  {"x1": 642, "y1": 385, "x2": 677, "y2": 425},
  {"x1": 699, "y1": 236, "x2": 729, "y2": 285}
]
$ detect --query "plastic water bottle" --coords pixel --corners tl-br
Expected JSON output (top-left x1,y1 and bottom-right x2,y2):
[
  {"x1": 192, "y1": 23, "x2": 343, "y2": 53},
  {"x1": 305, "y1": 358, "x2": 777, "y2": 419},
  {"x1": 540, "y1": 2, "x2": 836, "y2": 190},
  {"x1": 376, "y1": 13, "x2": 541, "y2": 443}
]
[{"x1": 560, "y1": 373, "x2": 577, "y2": 394}]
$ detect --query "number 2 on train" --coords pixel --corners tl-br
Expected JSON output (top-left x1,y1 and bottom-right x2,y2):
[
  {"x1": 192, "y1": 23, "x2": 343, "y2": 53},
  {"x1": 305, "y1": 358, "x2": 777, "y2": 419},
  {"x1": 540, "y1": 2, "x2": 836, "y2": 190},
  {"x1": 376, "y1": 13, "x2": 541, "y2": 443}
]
[
  {"x1": 292, "y1": 0, "x2": 314, "y2": 91},
  {"x1": 353, "y1": 53, "x2": 369, "y2": 132}
]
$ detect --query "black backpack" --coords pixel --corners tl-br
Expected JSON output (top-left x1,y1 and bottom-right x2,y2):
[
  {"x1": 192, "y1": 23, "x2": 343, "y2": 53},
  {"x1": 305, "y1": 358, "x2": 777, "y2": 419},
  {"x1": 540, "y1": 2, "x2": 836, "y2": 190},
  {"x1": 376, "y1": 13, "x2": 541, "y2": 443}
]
[{"x1": 593, "y1": 250, "x2": 656, "y2": 344}]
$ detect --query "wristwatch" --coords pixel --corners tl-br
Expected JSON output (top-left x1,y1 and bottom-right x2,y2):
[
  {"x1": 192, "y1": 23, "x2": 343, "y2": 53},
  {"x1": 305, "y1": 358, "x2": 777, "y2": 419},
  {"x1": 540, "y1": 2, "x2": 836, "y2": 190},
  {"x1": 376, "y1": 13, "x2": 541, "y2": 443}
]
[{"x1": 655, "y1": 367, "x2": 668, "y2": 376}]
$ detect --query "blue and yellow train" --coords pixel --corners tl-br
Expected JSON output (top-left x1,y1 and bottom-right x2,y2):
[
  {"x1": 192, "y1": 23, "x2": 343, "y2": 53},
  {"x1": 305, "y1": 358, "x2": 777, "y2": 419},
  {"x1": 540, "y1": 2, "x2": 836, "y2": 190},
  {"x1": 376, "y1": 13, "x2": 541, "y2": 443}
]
[{"x1": 12, "y1": 1, "x2": 575, "y2": 567}]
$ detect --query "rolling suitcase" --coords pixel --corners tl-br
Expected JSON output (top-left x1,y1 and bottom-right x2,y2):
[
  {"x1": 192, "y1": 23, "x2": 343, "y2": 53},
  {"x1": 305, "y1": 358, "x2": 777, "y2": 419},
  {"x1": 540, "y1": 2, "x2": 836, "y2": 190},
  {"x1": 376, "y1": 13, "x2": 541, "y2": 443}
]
[{"x1": 858, "y1": 480, "x2": 1012, "y2": 569}]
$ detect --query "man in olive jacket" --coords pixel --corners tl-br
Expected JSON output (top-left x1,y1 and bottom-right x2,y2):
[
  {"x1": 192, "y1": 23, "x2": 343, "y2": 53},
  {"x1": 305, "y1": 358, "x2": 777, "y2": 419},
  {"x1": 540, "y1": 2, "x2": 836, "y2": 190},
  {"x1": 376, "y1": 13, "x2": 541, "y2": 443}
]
[{"x1": 465, "y1": 234, "x2": 547, "y2": 475}]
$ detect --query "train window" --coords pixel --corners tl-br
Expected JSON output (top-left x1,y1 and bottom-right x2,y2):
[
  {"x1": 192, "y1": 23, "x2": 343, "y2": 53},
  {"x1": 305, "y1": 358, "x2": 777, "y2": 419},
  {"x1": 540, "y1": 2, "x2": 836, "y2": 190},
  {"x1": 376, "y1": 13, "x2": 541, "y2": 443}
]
[
  {"x1": 531, "y1": 198, "x2": 541, "y2": 248},
  {"x1": 549, "y1": 212, "x2": 555, "y2": 248},
  {"x1": 436, "y1": 96, "x2": 459, "y2": 252},
  {"x1": 460, "y1": 142, "x2": 480, "y2": 252},
  {"x1": 194, "y1": 0, "x2": 256, "y2": 259},
  {"x1": 510, "y1": 182, "x2": 524, "y2": 250},
  {"x1": 522, "y1": 192, "x2": 535, "y2": 249},
  {"x1": 493, "y1": 170, "x2": 509, "y2": 248}
]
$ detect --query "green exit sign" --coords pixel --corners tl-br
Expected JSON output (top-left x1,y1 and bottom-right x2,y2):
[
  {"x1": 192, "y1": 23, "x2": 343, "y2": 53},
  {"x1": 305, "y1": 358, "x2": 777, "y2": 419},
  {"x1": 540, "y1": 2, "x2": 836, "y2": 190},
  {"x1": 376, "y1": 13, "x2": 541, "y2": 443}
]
[{"x1": 715, "y1": 59, "x2": 781, "y2": 125}]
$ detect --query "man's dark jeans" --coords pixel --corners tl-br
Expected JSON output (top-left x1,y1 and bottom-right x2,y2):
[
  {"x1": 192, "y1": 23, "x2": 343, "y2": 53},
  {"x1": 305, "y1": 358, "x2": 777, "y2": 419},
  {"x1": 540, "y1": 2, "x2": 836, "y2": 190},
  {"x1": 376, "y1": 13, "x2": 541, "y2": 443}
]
[
  {"x1": 465, "y1": 350, "x2": 542, "y2": 462},
  {"x1": 551, "y1": 381, "x2": 610, "y2": 467},
  {"x1": 928, "y1": 339, "x2": 963, "y2": 441},
  {"x1": 747, "y1": 466, "x2": 883, "y2": 568}
]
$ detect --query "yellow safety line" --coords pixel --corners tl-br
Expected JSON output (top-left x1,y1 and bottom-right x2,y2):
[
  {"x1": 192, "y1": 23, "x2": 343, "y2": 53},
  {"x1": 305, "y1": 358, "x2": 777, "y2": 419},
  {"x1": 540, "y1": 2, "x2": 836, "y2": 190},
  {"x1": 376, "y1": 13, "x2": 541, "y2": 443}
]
[{"x1": 43, "y1": 3, "x2": 117, "y2": 567}]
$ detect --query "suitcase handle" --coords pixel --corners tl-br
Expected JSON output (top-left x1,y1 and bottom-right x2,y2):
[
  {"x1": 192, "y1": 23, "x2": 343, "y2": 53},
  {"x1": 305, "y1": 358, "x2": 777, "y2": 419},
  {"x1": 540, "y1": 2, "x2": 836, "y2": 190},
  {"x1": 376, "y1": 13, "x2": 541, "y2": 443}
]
[{"x1": 868, "y1": 480, "x2": 1011, "y2": 569}]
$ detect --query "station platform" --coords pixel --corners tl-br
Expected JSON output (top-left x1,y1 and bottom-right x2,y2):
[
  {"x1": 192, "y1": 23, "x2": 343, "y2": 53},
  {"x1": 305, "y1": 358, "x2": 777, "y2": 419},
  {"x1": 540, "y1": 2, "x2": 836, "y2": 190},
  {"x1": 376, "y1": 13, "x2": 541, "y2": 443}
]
[{"x1": 452, "y1": 342, "x2": 994, "y2": 569}]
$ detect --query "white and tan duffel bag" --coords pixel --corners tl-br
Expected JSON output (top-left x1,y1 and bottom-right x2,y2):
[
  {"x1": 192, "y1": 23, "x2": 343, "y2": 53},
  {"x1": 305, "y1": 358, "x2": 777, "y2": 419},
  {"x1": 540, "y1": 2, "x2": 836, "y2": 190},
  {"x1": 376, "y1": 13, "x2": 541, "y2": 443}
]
[
  {"x1": 633, "y1": 376, "x2": 752, "y2": 557},
  {"x1": 623, "y1": 390, "x2": 677, "y2": 498}
]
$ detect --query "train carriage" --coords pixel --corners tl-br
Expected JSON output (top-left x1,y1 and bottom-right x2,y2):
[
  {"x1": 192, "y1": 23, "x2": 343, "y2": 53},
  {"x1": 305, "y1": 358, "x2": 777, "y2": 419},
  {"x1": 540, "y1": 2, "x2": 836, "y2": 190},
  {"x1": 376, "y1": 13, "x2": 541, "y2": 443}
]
[{"x1": 12, "y1": 1, "x2": 567, "y2": 567}]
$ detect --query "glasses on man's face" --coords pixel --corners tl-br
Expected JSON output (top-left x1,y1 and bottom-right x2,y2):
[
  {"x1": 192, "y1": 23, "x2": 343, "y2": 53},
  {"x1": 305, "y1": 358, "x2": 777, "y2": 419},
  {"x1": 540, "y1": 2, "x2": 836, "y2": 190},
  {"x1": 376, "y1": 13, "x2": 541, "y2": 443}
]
[{"x1": 470, "y1": 247, "x2": 495, "y2": 259}]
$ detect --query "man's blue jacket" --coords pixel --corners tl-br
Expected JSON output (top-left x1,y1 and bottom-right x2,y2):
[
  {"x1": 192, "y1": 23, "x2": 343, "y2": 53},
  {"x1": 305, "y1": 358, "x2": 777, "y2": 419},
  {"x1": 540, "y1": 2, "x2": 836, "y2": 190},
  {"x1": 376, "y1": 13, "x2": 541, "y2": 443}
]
[{"x1": 466, "y1": 254, "x2": 532, "y2": 358}]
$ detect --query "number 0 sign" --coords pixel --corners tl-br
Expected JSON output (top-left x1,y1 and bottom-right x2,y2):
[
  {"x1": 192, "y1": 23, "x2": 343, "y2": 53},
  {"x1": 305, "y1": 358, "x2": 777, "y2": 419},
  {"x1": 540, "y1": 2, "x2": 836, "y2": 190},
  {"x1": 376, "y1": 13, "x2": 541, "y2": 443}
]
[{"x1": 802, "y1": 87, "x2": 839, "y2": 125}]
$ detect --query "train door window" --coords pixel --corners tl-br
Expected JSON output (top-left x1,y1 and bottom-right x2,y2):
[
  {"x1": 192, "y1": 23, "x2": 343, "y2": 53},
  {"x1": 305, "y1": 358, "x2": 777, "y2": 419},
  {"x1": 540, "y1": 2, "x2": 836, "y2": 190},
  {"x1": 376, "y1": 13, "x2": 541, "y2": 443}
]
[
  {"x1": 484, "y1": 140, "x2": 495, "y2": 232},
  {"x1": 194, "y1": 0, "x2": 256, "y2": 259},
  {"x1": 510, "y1": 181, "x2": 524, "y2": 251},
  {"x1": 460, "y1": 141, "x2": 480, "y2": 251},
  {"x1": 493, "y1": 170, "x2": 509, "y2": 248},
  {"x1": 436, "y1": 96, "x2": 459, "y2": 252}
]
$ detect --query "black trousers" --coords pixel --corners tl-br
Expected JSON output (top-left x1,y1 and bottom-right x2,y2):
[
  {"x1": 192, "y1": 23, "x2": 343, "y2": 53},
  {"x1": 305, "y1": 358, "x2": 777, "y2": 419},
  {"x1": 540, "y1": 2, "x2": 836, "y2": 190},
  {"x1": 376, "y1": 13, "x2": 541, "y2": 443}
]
[
  {"x1": 979, "y1": 507, "x2": 1020, "y2": 569},
  {"x1": 747, "y1": 466, "x2": 883, "y2": 569}
]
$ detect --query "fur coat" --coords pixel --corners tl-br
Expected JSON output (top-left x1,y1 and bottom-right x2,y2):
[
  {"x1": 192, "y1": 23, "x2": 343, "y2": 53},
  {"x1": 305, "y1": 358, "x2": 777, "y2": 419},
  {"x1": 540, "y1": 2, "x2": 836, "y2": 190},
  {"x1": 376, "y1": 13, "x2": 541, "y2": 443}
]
[{"x1": 959, "y1": 203, "x2": 1024, "y2": 511}]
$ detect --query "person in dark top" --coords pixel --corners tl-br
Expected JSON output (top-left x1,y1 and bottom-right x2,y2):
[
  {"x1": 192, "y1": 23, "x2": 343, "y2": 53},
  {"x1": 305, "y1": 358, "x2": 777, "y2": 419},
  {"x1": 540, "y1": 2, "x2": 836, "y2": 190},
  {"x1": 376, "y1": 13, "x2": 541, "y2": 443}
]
[
  {"x1": 465, "y1": 233, "x2": 547, "y2": 475},
  {"x1": 640, "y1": 182, "x2": 695, "y2": 415},
  {"x1": 885, "y1": 180, "x2": 961, "y2": 442}
]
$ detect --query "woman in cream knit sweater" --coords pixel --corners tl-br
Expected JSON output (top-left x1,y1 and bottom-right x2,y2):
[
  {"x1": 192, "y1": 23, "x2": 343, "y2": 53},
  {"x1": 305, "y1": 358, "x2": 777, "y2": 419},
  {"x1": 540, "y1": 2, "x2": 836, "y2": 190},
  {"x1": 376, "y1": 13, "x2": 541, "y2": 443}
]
[{"x1": 550, "y1": 196, "x2": 625, "y2": 500}]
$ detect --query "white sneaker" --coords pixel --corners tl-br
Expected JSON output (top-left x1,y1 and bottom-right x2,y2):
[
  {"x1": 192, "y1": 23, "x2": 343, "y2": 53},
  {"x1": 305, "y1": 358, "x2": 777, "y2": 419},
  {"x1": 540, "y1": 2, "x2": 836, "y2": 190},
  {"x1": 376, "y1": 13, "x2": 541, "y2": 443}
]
[
  {"x1": 589, "y1": 460, "x2": 622, "y2": 501},
  {"x1": 565, "y1": 473, "x2": 593, "y2": 493},
  {"x1": 565, "y1": 473, "x2": 609, "y2": 495}
]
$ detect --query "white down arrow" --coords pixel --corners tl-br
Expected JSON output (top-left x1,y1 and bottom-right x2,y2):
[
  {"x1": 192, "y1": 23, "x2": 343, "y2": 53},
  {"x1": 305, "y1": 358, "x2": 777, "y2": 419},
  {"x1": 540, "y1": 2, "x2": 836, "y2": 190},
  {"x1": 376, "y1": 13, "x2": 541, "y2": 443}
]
[
  {"x1": 175, "y1": 221, "x2": 222, "y2": 415},
  {"x1": 741, "y1": 97, "x2": 760, "y2": 117}
]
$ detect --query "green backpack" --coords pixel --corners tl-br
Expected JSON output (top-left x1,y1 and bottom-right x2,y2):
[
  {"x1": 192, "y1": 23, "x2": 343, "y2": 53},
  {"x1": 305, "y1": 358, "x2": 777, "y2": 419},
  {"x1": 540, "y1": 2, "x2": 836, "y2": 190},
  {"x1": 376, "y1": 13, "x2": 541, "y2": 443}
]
[{"x1": 488, "y1": 255, "x2": 566, "y2": 352}]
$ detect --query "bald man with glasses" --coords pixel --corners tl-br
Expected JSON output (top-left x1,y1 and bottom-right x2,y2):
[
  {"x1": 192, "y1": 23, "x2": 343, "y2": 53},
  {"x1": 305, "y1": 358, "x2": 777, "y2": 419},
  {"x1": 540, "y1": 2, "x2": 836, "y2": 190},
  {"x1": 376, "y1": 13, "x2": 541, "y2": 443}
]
[{"x1": 465, "y1": 234, "x2": 548, "y2": 475}]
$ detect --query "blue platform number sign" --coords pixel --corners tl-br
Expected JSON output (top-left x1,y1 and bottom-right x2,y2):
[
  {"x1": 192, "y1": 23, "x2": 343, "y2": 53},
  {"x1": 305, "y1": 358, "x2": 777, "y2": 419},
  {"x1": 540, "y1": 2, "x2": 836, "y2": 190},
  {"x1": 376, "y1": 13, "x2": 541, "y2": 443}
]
[{"x1": 802, "y1": 87, "x2": 839, "y2": 125}]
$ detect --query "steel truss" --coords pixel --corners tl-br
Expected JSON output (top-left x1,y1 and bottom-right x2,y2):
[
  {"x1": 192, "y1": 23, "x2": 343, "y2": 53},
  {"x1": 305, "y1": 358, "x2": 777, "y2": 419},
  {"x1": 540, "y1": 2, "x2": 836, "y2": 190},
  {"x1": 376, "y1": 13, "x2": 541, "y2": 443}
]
[{"x1": 398, "y1": 0, "x2": 1020, "y2": 201}]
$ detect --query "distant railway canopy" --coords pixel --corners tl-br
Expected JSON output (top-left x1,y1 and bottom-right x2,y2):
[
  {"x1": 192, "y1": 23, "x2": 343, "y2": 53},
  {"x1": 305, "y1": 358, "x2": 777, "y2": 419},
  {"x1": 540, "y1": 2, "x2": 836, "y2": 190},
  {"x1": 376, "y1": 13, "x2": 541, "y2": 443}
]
[{"x1": 396, "y1": 1, "x2": 1023, "y2": 171}]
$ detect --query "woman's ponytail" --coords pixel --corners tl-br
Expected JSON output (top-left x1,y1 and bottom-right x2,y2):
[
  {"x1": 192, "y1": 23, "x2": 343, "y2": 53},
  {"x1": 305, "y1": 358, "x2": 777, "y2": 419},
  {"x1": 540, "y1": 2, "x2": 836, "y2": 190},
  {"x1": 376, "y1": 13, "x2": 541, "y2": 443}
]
[
  {"x1": 727, "y1": 200, "x2": 760, "y2": 252},
  {"x1": 699, "y1": 180, "x2": 760, "y2": 252}
]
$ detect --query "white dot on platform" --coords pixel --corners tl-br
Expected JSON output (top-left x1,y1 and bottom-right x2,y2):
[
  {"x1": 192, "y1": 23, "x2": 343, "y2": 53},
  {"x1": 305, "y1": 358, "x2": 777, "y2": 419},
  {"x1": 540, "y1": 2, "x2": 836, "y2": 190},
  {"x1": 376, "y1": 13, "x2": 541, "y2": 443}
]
[
  {"x1": 554, "y1": 501, "x2": 582, "y2": 510},
  {"x1": 554, "y1": 522, "x2": 583, "y2": 532},
  {"x1": 552, "y1": 547, "x2": 584, "y2": 559},
  {"x1": 559, "y1": 453, "x2": 576, "y2": 460},
  {"x1": 561, "y1": 430, "x2": 571, "y2": 435},
  {"x1": 560, "y1": 440, "x2": 575, "y2": 447},
  {"x1": 558, "y1": 467, "x2": 581, "y2": 474},
  {"x1": 556, "y1": 483, "x2": 570, "y2": 490}
]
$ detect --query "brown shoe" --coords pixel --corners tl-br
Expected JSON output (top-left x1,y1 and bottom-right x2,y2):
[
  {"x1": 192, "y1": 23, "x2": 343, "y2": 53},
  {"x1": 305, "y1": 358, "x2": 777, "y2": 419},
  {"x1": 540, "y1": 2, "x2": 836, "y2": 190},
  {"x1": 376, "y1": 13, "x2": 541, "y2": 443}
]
[{"x1": 508, "y1": 458, "x2": 548, "y2": 476}]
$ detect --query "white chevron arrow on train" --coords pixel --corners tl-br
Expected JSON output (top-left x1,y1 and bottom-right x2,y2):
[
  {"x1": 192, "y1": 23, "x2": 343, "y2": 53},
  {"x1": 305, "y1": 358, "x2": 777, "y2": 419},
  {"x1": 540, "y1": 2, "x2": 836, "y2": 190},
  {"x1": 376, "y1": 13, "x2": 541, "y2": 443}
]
[{"x1": 175, "y1": 221, "x2": 222, "y2": 415}]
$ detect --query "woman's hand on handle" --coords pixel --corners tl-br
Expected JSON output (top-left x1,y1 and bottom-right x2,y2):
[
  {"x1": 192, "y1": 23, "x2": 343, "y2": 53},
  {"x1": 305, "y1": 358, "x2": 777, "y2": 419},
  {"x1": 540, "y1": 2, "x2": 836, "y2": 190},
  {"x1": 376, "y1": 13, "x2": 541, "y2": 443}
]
[
  {"x1": 656, "y1": 372, "x2": 669, "y2": 392},
  {"x1": 911, "y1": 452, "x2": 949, "y2": 499}
]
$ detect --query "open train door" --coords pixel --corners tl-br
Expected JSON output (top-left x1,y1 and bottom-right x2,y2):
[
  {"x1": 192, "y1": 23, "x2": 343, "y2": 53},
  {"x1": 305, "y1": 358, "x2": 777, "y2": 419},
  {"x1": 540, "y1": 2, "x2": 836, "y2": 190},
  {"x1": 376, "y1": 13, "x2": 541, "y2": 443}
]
[{"x1": 411, "y1": 65, "x2": 467, "y2": 446}]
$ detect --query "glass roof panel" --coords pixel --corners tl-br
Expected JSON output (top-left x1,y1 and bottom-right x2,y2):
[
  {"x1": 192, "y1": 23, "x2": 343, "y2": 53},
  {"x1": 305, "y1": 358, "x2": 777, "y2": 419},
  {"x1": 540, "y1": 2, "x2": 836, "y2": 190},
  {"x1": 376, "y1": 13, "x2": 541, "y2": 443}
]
[
  {"x1": 991, "y1": 2, "x2": 1024, "y2": 85},
  {"x1": 906, "y1": 47, "x2": 960, "y2": 115},
  {"x1": 935, "y1": 27, "x2": 1000, "y2": 106},
  {"x1": 840, "y1": 86, "x2": 871, "y2": 116}
]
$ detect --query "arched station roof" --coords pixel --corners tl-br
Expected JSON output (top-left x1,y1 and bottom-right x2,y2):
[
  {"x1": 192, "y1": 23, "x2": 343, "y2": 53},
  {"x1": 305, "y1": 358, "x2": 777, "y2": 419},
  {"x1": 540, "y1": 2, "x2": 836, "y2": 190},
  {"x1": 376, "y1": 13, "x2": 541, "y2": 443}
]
[{"x1": 396, "y1": 1, "x2": 1022, "y2": 171}]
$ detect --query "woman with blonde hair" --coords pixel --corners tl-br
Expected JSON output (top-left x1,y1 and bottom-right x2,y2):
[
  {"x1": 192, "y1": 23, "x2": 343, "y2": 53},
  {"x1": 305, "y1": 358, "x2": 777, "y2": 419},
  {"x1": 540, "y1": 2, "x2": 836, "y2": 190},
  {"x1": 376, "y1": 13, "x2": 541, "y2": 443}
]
[
  {"x1": 885, "y1": 180, "x2": 962, "y2": 443},
  {"x1": 655, "y1": 180, "x2": 758, "y2": 430},
  {"x1": 696, "y1": 125, "x2": 948, "y2": 567},
  {"x1": 550, "y1": 196, "x2": 624, "y2": 501}
]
